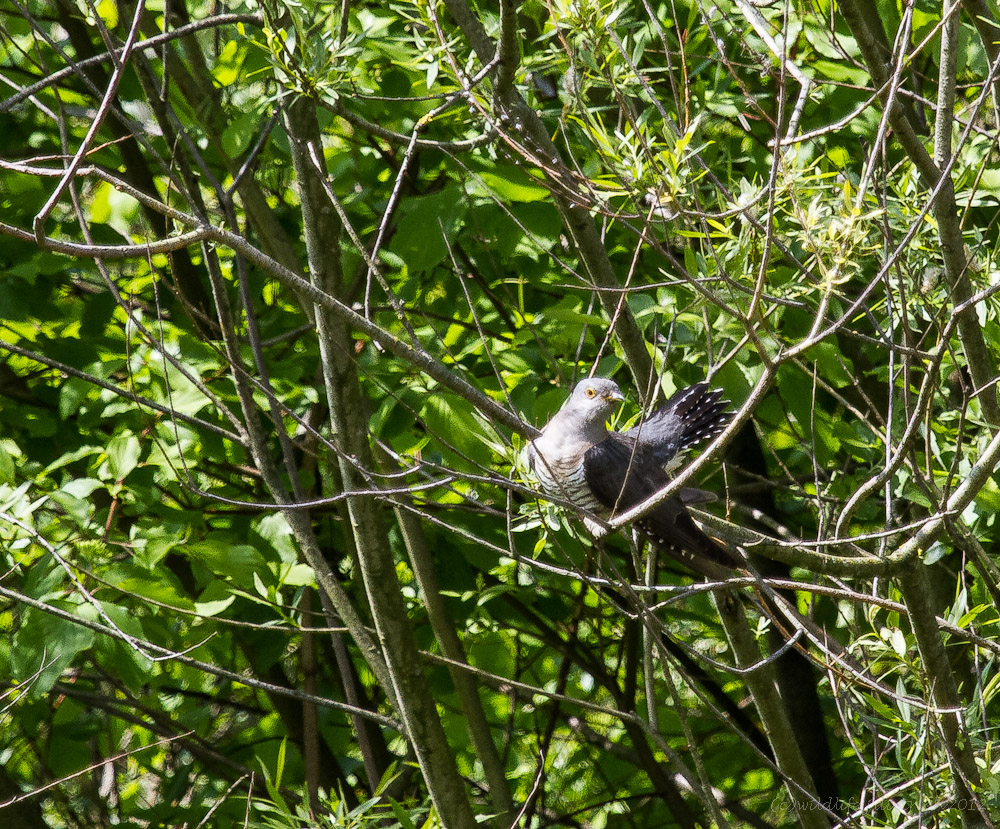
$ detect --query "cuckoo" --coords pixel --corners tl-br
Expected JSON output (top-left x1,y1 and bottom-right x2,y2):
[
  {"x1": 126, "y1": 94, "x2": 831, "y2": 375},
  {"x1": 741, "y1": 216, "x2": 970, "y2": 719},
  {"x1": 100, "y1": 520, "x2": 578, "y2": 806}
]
[{"x1": 528, "y1": 377, "x2": 736, "y2": 577}]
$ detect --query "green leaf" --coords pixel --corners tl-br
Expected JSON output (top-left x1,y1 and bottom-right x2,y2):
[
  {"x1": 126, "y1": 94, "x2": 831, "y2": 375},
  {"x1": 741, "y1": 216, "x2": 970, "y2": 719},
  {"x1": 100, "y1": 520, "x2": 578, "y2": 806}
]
[
  {"x1": 183, "y1": 541, "x2": 270, "y2": 588},
  {"x1": 0, "y1": 440, "x2": 17, "y2": 485},
  {"x1": 477, "y1": 170, "x2": 550, "y2": 203},
  {"x1": 257, "y1": 513, "x2": 299, "y2": 563},
  {"x1": 194, "y1": 594, "x2": 236, "y2": 617},
  {"x1": 12, "y1": 604, "x2": 96, "y2": 695},
  {"x1": 106, "y1": 433, "x2": 141, "y2": 481},
  {"x1": 864, "y1": 693, "x2": 901, "y2": 725},
  {"x1": 889, "y1": 627, "x2": 907, "y2": 658},
  {"x1": 96, "y1": 602, "x2": 154, "y2": 688},
  {"x1": 222, "y1": 110, "x2": 258, "y2": 158},
  {"x1": 391, "y1": 186, "x2": 467, "y2": 273},
  {"x1": 802, "y1": 341, "x2": 854, "y2": 388},
  {"x1": 923, "y1": 541, "x2": 948, "y2": 566},
  {"x1": 420, "y1": 392, "x2": 493, "y2": 466},
  {"x1": 274, "y1": 736, "x2": 287, "y2": 790},
  {"x1": 60, "y1": 478, "x2": 103, "y2": 500},
  {"x1": 390, "y1": 799, "x2": 418, "y2": 829},
  {"x1": 279, "y1": 562, "x2": 315, "y2": 587},
  {"x1": 111, "y1": 576, "x2": 197, "y2": 610}
]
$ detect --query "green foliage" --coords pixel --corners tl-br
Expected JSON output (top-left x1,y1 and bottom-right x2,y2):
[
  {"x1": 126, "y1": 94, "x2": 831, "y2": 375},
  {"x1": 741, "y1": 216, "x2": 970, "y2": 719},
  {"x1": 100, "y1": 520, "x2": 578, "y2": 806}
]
[
  {"x1": 251, "y1": 766, "x2": 433, "y2": 829},
  {"x1": 4, "y1": 0, "x2": 1000, "y2": 826}
]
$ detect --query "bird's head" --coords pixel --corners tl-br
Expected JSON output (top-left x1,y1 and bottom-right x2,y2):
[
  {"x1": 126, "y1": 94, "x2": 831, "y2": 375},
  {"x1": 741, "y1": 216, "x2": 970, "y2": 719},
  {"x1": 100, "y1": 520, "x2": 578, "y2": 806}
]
[{"x1": 563, "y1": 378, "x2": 625, "y2": 428}]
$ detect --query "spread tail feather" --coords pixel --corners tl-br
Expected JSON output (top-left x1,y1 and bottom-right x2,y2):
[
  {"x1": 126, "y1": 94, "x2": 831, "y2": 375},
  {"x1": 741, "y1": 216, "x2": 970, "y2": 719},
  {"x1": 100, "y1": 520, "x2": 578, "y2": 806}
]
[
  {"x1": 651, "y1": 382, "x2": 732, "y2": 450},
  {"x1": 628, "y1": 382, "x2": 732, "y2": 467}
]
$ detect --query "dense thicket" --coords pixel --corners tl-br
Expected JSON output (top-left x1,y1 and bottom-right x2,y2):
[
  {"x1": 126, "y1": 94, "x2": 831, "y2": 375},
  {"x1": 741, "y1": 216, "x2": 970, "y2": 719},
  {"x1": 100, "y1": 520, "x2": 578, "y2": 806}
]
[{"x1": 3, "y1": 1, "x2": 1000, "y2": 827}]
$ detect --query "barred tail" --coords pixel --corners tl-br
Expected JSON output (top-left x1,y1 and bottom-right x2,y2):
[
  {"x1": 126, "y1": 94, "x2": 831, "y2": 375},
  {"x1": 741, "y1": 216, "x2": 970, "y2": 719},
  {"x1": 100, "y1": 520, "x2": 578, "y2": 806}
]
[{"x1": 658, "y1": 382, "x2": 731, "y2": 450}]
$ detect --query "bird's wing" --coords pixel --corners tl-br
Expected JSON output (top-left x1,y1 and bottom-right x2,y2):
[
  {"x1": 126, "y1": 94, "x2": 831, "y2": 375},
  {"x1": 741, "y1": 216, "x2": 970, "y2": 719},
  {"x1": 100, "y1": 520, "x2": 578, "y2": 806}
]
[
  {"x1": 626, "y1": 382, "x2": 732, "y2": 466},
  {"x1": 583, "y1": 432, "x2": 659, "y2": 513},
  {"x1": 583, "y1": 433, "x2": 736, "y2": 573}
]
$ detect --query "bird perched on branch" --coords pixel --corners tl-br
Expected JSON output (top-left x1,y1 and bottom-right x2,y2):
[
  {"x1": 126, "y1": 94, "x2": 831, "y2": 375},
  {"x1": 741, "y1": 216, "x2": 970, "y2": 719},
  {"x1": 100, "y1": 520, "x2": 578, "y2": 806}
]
[{"x1": 528, "y1": 377, "x2": 736, "y2": 578}]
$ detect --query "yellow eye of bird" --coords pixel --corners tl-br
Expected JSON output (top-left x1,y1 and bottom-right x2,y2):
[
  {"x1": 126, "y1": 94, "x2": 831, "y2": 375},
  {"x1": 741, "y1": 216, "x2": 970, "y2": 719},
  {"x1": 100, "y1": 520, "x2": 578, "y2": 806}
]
[{"x1": 585, "y1": 387, "x2": 596, "y2": 398}]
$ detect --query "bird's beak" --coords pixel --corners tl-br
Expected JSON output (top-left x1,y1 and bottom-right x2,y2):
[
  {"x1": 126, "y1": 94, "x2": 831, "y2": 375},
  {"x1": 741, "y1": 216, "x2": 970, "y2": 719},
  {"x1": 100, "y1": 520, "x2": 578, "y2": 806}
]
[{"x1": 604, "y1": 390, "x2": 625, "y2": 403}]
